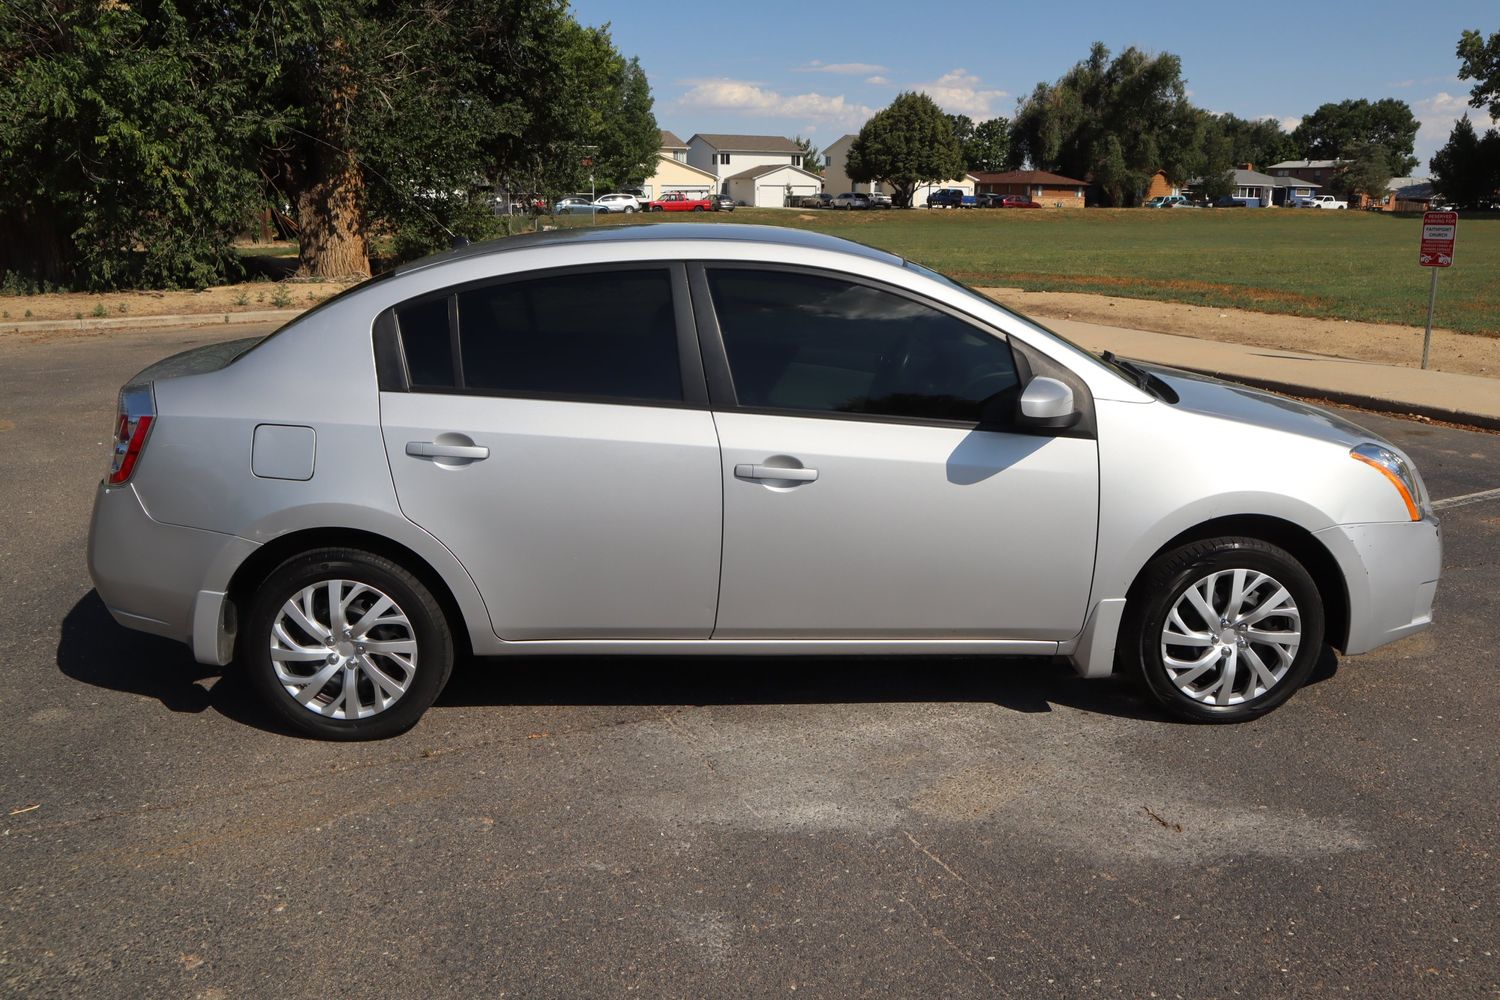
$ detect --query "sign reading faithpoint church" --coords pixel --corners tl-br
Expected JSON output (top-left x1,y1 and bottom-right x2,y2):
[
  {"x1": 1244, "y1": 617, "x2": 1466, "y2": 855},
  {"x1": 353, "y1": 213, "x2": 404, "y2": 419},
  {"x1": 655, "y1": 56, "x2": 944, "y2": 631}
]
[{"x1": 1419, "y1": 211, "x2": 1457, "y2": 267}]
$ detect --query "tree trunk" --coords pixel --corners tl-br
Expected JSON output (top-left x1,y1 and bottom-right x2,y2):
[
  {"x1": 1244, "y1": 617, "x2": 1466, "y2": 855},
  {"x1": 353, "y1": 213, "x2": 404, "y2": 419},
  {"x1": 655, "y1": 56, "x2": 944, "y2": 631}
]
[{"x1": 295, "y1": 144, "x2": 370, "y2": 279}]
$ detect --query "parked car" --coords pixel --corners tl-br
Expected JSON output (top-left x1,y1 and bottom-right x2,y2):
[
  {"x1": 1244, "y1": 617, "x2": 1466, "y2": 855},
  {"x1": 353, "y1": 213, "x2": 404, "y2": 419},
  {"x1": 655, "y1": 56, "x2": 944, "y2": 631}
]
[
  {"x1": 927, "y1": 188, "x2": 976, "y2": 208},
  {"x1": 593, "y1": 193, "x2": 641, "y2": 213},
  {"x1": 799, "y1": 193, "x2": 834, "y2": 209},
  {"x1": 1211, "y1": 196, "x2": 1248, "y2": 208},
  {"x1": 1304, "y1": 195, "x2": 1348, "y2": 210},
  {"x1": 989, "y1": 194, "x2": 1042, "y2": 209},
  {"x1": 709, "y1": 193, "x2": 736, "y2": 212},
  {"x1": 646, "y1": 191, "x2": 716, "y2": 212},
  {"x1": 1144, "y1": 195, "x2": 1194, "y2": 209},
  {"x1": 553, "y1": 196, "x2": 603, "y2": 215},
  {"x1": 88, "y1": 223, "x2": 1441, "y2": 739},
  {"x1": 831, "y1": 192, "x2": 871, "y2": 210},
  {"x1": 865, "y1": 191, "x2": 893, "y2": 209}
]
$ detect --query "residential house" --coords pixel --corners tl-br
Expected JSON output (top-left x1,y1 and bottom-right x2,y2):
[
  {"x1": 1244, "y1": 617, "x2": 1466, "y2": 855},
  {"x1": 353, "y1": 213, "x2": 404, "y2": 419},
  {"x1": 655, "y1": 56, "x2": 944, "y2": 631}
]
[
  {"x1": 1188, "y1": 168, "x2": 1281, "y2": 207},
  {"x1": 639, "y1": 128, "x2": 720, "y2": 200},
  {"x1": 1143, "y1": 170, "x2": 1179, "y2": 201},
  {"x1": 683, "y1": 133, "x2": 821, "y2": 207},
  {"x1": 1270, "y1": 177, "x2": 1321, "y2": 206},
  {"x1": 822, "y1": 134, "x2": 979, "y2": 207},
  {"x1": 639, "y1": 130, "x2": 719, "y2": 200},
  {"x1": 1267, "y1": 159, "x2": 1347, "y2": 187},
  {"x1": 722, "y1": 163, "x2": 824, "y2": 208},
  {"x1": 972, "y1": 170, "x2": 1088, "y2": 208},
  {"x1": 1374, "y1": 177, "x2": 1436, "y2": 212}
]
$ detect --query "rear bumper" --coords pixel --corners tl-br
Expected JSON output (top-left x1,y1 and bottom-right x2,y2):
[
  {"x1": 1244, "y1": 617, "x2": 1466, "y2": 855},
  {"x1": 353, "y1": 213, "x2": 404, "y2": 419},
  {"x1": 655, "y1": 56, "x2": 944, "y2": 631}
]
[
  {"x1": 1316, "y1": 516, "x2": 1442, "y2": 655},
  {"x1": 87, "y1": 481, "x2": 255, "y2": 663}
]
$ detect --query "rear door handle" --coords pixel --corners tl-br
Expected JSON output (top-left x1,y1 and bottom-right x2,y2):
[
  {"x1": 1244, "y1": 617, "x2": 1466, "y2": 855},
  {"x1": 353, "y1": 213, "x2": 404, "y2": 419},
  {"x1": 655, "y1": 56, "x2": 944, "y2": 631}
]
[
  {"x1": 735, "y1": 463, "x2": 818, "y2": 482},
  {"x1": 406, "y1": 441, "x2": 490, "y2": 461}
]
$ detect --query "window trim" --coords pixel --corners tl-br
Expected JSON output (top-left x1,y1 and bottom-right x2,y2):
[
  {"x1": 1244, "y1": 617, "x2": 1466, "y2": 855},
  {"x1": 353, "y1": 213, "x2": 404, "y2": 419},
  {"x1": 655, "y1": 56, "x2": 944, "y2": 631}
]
[
  {"x1": 375, "y1": 261, "x2": 709, "y2": 409},
  {"x1": 687, "y1": 261, "x2": 1088, "y2": 434}
]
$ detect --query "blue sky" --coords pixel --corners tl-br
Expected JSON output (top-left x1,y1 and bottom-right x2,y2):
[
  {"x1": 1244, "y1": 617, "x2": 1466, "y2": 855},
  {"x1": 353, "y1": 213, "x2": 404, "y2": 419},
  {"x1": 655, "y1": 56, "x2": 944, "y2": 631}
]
[{"x1": 569, "y1": 0, "x2": 1497, "y2": 171}]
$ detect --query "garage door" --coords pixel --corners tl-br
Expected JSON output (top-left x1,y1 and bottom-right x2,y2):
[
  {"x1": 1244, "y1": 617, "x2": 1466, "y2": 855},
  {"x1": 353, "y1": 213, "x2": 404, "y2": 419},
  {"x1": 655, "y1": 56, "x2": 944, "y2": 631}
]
[{"x1": 755, "y1": 186, "x2": 787, "y2": 208}]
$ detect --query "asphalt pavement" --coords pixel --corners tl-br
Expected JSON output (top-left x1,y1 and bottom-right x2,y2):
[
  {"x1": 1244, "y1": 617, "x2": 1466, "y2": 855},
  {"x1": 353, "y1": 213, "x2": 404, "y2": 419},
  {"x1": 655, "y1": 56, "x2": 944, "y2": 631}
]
[{"x1": 2, "y1": 323, "x2": 1498, "y2": 999}]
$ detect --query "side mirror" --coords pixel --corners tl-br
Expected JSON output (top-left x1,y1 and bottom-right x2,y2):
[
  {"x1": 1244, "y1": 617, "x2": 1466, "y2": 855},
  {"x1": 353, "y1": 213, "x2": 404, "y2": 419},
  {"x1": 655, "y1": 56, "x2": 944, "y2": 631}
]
[{"x1": 1017, "y1": 376, "x2": 1080, "y2": 430}]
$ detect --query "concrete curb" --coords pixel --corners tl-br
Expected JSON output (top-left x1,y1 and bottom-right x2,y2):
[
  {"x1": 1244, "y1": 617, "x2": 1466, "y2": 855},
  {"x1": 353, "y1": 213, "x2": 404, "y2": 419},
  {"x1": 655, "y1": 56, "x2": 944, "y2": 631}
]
[{"x1": 2, "y1": 308, "x2": 304, "y2": 335}]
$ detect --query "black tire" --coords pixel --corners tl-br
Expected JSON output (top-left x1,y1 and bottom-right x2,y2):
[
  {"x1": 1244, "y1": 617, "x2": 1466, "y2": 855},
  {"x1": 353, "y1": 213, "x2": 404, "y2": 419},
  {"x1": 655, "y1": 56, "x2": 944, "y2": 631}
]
[
  {"x1": 240, "y1": 547, "x2": 454, "y2": 740},
  {"x1": 692, "y1": 205, "x2": 705, "y2": 212},
  {"x1": 1117, "y1": 537, "x2": 1324, "y2": 723}
]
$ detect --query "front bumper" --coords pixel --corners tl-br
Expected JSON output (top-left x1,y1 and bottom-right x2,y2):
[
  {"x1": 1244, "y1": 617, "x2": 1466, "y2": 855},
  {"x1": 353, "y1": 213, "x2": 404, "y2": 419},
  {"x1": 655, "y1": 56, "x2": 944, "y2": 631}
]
[
  {"x1": 87, "y1": 481, "x2": 255, "y2": 662},
  {"x1": 1316, "y1": 515, "x2": 1442, "y2": 655}
]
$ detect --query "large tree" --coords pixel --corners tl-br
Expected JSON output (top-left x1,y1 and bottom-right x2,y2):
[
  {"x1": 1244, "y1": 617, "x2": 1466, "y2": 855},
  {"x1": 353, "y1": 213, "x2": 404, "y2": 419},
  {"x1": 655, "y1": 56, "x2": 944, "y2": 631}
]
[
  {"x1": 0, "y1": 1, "x2": 656, "y2": 288},
  {"x1": 793, "y1": 135, "x2": 824, "y2": 175},
  {"x1": 847, "y1": 92, "x2": 965, "y2": 208},
  {"x1": 1430, "y1": 114, "x2": 1500, "y2": 207},
  {"x1": 1329, "y1": 140, "x2": 1395, "y2": 201},
  {"x1": 1212, "y1": 113, "x2": 1298, "y2": 170},
  {"x1": 1458, "y1": 27, "x2": 1500, "y2": 119},
  {"x1": 1291, "y1": 98, "x2": 1419, "y2": 174},
  {"x1": 1008, "y1": 43, "x2": 1205, "y2": 205}
]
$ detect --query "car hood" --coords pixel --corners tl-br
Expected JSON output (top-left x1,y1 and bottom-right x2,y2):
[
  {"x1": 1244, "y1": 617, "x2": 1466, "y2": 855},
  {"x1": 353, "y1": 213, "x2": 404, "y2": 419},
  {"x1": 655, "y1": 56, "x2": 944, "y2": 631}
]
[{"x1": 1142, "y1": 364, "x2": 1381, "y2": 448}]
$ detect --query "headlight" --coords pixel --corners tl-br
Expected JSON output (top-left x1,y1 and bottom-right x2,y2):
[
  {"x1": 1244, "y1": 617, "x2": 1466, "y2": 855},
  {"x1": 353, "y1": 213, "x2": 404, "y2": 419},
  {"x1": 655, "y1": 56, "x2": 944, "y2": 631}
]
[{"x1": 1350, "y1": 443, "x2": 1424, "y2": 521}]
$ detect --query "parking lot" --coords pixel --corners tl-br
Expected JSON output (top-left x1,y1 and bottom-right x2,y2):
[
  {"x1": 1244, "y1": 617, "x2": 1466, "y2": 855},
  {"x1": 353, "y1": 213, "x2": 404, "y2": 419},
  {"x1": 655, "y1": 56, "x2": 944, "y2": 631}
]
[{"x1": 2, "y1": 322, "x2": 1497, "y2": 999}]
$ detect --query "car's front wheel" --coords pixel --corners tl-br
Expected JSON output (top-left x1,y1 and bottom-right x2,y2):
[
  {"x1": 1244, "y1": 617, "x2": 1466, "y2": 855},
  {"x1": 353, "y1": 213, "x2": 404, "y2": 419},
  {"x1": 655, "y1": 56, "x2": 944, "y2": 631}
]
[
  {"x1": 241, "y1": 548, "x2": 454, "y2": 740},
  {"x1": 1119, "y1": 537, "x2": 1324, "y2": 723}
]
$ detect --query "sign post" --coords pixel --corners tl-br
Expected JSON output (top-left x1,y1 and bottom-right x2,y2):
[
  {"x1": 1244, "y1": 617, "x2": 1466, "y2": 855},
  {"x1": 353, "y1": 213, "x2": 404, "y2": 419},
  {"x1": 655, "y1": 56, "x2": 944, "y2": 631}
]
[{"x1": 1418, "y1": 210, "x2": 1457, "y2": 370}]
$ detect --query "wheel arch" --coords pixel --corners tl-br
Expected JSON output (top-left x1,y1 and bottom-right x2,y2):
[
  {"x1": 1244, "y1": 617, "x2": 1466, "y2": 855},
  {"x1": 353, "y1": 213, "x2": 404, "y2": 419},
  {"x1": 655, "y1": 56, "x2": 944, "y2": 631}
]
[
  {"x1": 1125, "y1": 514, "x2": 1351, "y2": 653},
  {"x1": 226, "y1": 527, "x2": 477, "y2": 659}
]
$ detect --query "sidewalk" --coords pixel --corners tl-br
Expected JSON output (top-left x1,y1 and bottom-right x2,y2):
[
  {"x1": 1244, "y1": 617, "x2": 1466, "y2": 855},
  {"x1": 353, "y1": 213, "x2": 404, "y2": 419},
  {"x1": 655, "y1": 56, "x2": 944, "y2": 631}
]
[{"x1": 1046, "y1": 317, "x2": 1500, "y2": 431}]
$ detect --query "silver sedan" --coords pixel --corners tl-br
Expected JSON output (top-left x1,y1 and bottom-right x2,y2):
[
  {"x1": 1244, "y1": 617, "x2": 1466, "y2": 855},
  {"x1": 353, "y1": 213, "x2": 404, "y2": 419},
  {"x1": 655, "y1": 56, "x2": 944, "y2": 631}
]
[{"x1": 88, "y1": 224, "x2": 1441, "y2": 739}]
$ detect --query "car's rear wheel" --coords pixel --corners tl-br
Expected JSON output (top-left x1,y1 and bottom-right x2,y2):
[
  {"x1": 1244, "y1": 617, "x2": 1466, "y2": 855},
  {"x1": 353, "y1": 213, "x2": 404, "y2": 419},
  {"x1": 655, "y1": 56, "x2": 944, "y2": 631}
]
[
  {"x1": 624, "y1": 206, "x2": 636, "y2": 213},
  {"x1": 241, "y1": 548, "x2": 454, "y2": 740},
  {"x1": 1119, "y1": 537, "x2": 1324, "y2": 723},
  {"x1": 692, "y1": 205, "x2": 704, "y2": 212}
]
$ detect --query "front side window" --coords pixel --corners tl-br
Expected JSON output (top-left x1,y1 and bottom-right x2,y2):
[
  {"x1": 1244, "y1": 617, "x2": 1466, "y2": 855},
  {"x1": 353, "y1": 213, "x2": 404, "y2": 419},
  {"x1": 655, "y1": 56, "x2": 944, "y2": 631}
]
[{"x1": 707, "y1": 269, "x2": 1019, "y2": 423}]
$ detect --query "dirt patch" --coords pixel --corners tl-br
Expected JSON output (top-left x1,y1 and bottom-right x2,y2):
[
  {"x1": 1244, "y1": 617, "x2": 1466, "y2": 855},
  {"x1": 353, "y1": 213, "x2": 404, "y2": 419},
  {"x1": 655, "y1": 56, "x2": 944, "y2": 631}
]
[
  {"x1": 0, "y1": 279, "x2": 354, "y2": 323},
  {"x1": 980, "y1": 287, "x2": 1500, "y2": 379}
]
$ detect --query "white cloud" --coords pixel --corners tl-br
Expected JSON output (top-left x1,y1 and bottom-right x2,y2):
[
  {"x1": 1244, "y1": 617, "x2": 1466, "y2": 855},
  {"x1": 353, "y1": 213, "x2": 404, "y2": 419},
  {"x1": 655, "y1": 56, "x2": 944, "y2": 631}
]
[
  {"x1": 911, "y1": 69, "x2": 1007, "y2": 120},
  {"x1": 1411, "y1": 91, "x2": 1495, "y2": 168},
  {"x1": 865, "y1": 75, "x2": 891, "y2": 86},
  {"x1": 796, "y1": 61, "x2": 888, "y2": 76},
  {"x1": 672, "y1": 78, "x2": 877, "y2": 130},
  {"x1": 1276, "y1": 115, "x2": 1302, "y2": 133}
]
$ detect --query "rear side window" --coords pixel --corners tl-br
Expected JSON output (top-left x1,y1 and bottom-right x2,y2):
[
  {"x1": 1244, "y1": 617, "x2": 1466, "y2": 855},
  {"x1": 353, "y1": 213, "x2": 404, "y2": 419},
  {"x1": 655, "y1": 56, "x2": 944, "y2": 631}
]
[
  {"x1": 395, "y1": 297, "x2": 454, "y2": 389},
  {"x1": 707, "y1": 269, "x2": 1018, "y2": 423},
  {"x1": 390, "y1": 268, "x2": 683, "y2": 403},
  {"x1": 458, "y1": 269, "x2": 681, "y2": 401}
]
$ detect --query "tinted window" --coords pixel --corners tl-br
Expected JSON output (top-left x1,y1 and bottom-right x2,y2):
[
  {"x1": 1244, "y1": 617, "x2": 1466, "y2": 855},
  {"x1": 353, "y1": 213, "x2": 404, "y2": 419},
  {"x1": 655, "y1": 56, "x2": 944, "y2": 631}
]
[
  {"x1": 454, "y1": 269, "x2": 681, "y2": 401},
  {"x1": 707, "y1": 269, "x2": 1018, "y2": 422},
  {"x1": 396, "y1": 297, "x2": 455, "y2": 388}
]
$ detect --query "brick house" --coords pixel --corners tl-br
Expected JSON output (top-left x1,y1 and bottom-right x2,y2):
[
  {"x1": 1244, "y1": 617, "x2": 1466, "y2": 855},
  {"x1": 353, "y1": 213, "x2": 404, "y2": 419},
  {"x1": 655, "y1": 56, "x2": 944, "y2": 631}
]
[{"x1": 971, "y1": 170, "x2": 1089, "y2": 208}]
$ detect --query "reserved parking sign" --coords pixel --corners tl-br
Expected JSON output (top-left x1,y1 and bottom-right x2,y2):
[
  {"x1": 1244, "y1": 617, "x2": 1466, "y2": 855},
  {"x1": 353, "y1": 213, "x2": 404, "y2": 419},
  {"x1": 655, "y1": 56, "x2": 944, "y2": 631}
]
[{"x1": 1419, "y1": 211, "x2": 1457, "y2": 267}]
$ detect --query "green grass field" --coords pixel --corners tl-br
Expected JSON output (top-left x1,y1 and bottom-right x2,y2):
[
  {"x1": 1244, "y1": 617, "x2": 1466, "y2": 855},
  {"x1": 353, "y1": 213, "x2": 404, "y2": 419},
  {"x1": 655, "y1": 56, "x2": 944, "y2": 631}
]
[{"x1": 571, "y1": 208, "x2": 1500, "y2": 336}]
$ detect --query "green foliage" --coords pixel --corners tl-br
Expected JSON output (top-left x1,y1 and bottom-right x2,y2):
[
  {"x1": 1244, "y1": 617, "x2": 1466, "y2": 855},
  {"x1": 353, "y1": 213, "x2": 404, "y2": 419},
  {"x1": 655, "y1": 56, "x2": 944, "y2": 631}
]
[
  {"x1": 847, "y1": 93, "x2": 965, "y2": 208},
  {"x1": 1330, "y1": 141, "x2": 1394, "y2": 199},
  {"x1": 1209, "y1": 114, "x2": 1298, "y2": 171},
  {"x1": 965, "y1": 118, "x2": 1010, "y2": 173},
  {"x1": 1458, "y1": 28, "x2": 1500, "y2": 119},
  {"x1": 1, "y1": 1, "x2": 657, "y2": 286},
  {"x1": 1292, "y1": 99, "x2": 1419, "y2": 174},
  {"x1": 1430, "y1": 115, "x2": 1500, "y2": 207},
  {"x1": 793, "y1": 136, "x2": 823, "y2": 175},
  {"x1": 1009, "y1": 43, "x2": 1205, "y2": 205},
  {"x1": 1, "y1": 2, "x2": 259, "y2": 290}
]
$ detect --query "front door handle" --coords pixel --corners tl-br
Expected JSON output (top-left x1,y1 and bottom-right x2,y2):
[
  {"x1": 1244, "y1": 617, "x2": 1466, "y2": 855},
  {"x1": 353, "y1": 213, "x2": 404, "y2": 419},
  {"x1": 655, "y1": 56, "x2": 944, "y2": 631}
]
[
  {"x1": 406, "y1": 441, "x2": 490, "y2": 461},
  {"x1": 735, "y1": 463, "x2": 818, "y2": 482}
]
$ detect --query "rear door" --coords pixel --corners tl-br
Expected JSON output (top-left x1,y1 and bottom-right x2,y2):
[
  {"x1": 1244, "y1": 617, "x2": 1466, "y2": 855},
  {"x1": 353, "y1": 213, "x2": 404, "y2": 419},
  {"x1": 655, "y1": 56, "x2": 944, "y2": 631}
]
[
  {"x1": 378, "y1": 263, "x2": 723, "y2": 640},
  {"x1": 694, "y1": 265, "x2": 1100, "y2": 640}
]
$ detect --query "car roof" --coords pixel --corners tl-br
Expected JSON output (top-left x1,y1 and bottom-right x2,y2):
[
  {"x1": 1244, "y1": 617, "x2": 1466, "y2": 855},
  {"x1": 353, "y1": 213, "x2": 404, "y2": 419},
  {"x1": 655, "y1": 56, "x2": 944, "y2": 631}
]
[{"x1": 393, "y1": 223, "x2": 905, "y2": 276}]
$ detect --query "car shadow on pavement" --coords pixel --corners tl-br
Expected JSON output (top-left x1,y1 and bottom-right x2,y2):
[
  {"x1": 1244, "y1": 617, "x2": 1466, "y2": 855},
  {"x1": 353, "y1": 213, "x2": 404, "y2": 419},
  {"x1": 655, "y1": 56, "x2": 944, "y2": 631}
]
[
  {"x1": 55, "y1": 591, "x2": 294, "y2": 735},
  {"x1": 437, "y1": 652, "x2": 1311, "y2": 723}
]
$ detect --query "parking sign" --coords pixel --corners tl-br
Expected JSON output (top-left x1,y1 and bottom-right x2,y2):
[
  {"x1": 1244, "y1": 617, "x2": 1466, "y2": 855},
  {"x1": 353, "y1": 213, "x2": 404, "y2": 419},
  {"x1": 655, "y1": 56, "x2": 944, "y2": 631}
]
[{"x1": 1419, "y1": 211, "x2": 1457, "y2": 267}]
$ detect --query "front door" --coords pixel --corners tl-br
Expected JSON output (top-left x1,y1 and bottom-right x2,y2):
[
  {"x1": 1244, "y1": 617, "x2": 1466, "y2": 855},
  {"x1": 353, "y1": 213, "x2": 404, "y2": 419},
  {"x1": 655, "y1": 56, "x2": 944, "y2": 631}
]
[
  {"x1": 379, "y1": 265, "x2": 722, "y2": 640},
  {"x1": 700, "y1": 267, "x2": 1099, "y2": 640}
]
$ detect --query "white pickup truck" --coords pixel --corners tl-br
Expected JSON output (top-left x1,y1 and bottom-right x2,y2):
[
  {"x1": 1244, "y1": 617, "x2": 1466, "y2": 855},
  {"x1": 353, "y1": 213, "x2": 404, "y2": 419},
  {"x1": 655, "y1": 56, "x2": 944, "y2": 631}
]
[{"x1": 1303, "y1": 194, "x2": 1348, "y2": 210}]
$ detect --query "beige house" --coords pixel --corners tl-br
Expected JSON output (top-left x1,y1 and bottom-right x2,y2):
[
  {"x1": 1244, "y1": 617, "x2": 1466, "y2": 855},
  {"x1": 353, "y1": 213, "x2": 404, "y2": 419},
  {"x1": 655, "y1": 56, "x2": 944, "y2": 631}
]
[
  {"x1": 640, "y1": 130, "x2": 719, "y2": 200},
  {"x1": 722, "y1": 163, "x2": 824, "y2": 208},
  {"x1": 685, "y1": 133, "x2": 809, "y2": 186},
  {"x1": 822, "y1": 134, "x2": 976, "y2": 207}
]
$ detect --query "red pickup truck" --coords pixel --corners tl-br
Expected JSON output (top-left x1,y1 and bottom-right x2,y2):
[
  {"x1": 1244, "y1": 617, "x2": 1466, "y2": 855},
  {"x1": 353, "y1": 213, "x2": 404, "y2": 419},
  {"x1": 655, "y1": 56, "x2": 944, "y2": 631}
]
[{"x1": 646, "y1": 192, "x2": 715, "y2": 212}]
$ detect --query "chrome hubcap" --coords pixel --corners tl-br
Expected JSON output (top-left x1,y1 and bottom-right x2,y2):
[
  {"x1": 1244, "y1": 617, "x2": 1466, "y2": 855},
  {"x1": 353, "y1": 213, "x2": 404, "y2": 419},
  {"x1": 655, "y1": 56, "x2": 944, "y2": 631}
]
[
  {"x1": 1160, "y1": 568, "x2": 1301, "y2": 706},
  {"x1": 270, "y1": 580, "x2": 418, "y2": 720}
]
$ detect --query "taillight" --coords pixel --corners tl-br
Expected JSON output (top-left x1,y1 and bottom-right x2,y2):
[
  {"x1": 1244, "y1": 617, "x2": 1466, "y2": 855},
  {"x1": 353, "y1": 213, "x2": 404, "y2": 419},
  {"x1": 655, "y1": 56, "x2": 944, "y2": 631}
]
[{"x1": 108, "y1": 385, "x2": 155, "y2": 485}]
